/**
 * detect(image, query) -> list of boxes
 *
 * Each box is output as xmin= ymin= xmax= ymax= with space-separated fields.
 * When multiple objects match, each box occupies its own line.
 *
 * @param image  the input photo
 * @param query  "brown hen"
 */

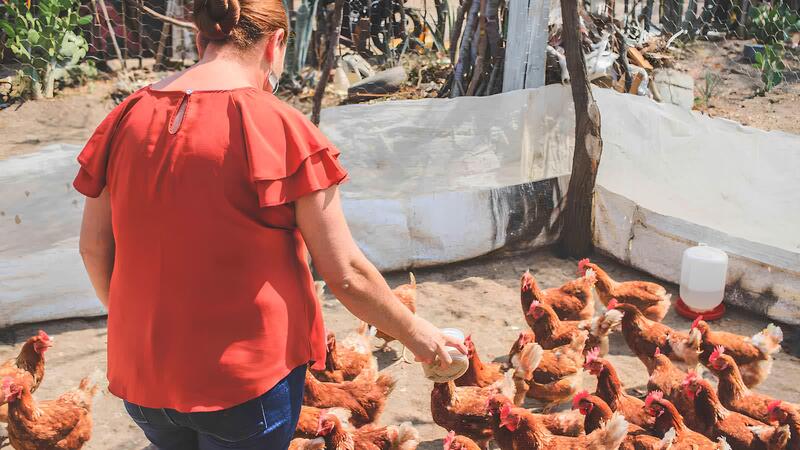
xmin=520 ymin=270 xmax=596 ymax=322
xmin=578 ymin=259 xmax=671 ymax=322
xmin=3 ymin=376 xmax=97 ymax=450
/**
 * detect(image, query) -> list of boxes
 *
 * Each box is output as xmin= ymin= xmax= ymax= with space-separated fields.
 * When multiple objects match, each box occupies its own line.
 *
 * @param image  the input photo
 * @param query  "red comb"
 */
xmin=527 ymin=300 xmax=541 ymax=315
xmin=645 ymin=391 xmax=664 ymax=407
xmin=578 ymin=258 xmax=590 ymax=269
xmin=607 ymin=299 xmax=619 ymax=309
xmin=38 ymin=330 xmax=50 ymax=341
xmin=654 ymin=347 xmax=661 ymax=357
xmin=443 ymin=431 xmax=456 ymax=449
xmin=691 ymin=316 xmax=703 ymax=329
xmin=768 ymin=400 xmax=782 ymax=413
xmin=709 ymin=345 xmax=725 ymax=363
xmin=465 ymin=334 xmax=473 ymax=345
xmin=572 ymin=390 xmax=591 ymax=409
xmin=500 ymin=404 xmax=512 ymax=421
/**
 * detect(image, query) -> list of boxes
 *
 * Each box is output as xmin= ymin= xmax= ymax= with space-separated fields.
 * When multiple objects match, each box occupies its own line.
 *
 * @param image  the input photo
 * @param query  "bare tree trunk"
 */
xmin=99 ymin=0 xmax=127 ymax=72
xmin=558 ymin=0 xmax=603 ymax=257
xmin=465 ymin=0 xmax=487 ymax=95
xmin=311 ymin=0 xmax=345 ymax=125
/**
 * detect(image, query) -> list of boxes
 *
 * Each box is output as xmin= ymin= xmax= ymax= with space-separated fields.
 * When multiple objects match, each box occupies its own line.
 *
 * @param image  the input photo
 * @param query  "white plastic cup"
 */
xmin=422 ymin=328 xmax=469 ymax=383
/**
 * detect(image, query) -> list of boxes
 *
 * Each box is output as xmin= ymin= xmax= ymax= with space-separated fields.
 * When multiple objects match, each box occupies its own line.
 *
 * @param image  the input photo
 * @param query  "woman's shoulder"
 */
xmin=232 ymin=89 xmax=311 ymax=123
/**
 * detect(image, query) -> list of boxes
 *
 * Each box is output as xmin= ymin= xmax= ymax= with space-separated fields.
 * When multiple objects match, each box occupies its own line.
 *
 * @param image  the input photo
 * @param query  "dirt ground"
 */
xmin=1 ymin=249 xmax=798 ymax=450
xmin=674 ymin=39 xmax=800 ymax=134
xmin=2 ymin=38 xmax=799 ymax=162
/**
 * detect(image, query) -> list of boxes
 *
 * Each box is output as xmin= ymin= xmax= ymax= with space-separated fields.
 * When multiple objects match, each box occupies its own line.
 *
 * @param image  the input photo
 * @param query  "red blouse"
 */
xmin=73 ymin=86 xmax=347 ymax=412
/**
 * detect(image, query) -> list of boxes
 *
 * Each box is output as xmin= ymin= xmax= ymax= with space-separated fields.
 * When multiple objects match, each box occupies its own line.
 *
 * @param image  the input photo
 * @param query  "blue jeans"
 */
xmin=123 ymin=364 xmax=307 ymax=450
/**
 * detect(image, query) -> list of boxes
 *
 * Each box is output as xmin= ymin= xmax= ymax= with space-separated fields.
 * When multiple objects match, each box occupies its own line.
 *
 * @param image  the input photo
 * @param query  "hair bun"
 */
xmin=194 ymin=0 xmax=241 ymax=40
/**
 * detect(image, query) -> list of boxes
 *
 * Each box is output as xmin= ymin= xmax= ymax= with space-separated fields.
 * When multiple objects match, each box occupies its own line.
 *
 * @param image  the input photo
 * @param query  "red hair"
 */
xmin=194 ymin=0 xmax=288 ymax=48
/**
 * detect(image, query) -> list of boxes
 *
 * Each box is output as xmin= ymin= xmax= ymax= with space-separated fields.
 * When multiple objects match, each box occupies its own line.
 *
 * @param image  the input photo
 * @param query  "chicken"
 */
xmin=512 ymin=334 xmax=586 ymax=411
xmin=681 ymin=371 xmax=790 ymax=450
xmin=583 ymin=348 xmax=653 ymax=428
xmin=295 ymin=406 xmax=351 ymax=438
xmin=768 ymin=400 xmax=800 ymax=450
xmin=371 ymin=273 xmax=417 ymax=352
xmin=507 ymin=331 xmax=535 ymax=367
xmin=455 ymin=335 xmax=504 ymax=388
xmin=520 ymin=270 xmax=596 ymax=322
xmin=646 ymin=348 xmax=698 ymax=430
xmin=2 ymin=376 xmax=98 ymax=450
xmin=526 ymin=301 xmax=621 ymax=357
xmin=578 ymin=259 xmax=671 ymax=322
xmin=289 ymin=437 xmax=326 ymax=450
xmin=695 ymin=319 xmax=783 ymax=388
xmin=644 ymin=391 xmax=730 ymax=449
xmin=317 ymin=410 xmax=419 ymax=450
xmin=303 ymin=369 xmax=396 ymax=427
xmin=608 ymin=300 xmax=701 ymax=373
xmin=708 ymin=345 xmax=796 ymax=424
xmin=495 ymin=403 xmax=628 ymax=450
xmin=574 ymin=391 xmax=671 ymax=450
xmin=0 ymin=331 xmax=54 ymax=423
xmin=443 ymin=430 xmax=482 ymax=450
xmin=430 ymin=370 xmax=515 ymax=448
xmin=312 ymin=325 xmax=377 ymax=383
xmin=486 ymin=394 xmax=585 ymax=438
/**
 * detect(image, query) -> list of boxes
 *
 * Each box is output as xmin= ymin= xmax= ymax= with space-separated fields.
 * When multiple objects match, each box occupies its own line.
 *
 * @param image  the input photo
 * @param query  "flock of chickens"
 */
xmin=0 ymin=258 xmax=795 ymax=450
xmin=290 ymin=258 xmax=796 ymax=450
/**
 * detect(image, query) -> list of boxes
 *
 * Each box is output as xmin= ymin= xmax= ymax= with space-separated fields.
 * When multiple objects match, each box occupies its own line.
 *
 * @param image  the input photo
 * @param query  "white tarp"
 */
xmin=1 ymin=85 xmax=799 ymax=326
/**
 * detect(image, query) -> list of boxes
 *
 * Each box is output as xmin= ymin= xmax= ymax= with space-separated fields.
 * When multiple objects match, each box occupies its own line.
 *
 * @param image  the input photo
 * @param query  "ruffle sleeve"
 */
xmin=73 ymin=90 xmax=144 ymax=198
xmin=235 ymin=91 xmax=348 ymax=208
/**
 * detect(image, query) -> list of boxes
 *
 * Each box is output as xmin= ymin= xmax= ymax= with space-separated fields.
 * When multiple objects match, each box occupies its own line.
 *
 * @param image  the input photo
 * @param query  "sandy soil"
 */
xmin=1 ymin=249 xmax=798 ymax=450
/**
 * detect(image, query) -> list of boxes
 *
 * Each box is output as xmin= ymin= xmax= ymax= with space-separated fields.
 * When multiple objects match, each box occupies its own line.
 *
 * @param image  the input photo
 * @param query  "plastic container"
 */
xmin=422 ymin=328 xmax=469 ymax=383
xmin=677 ymin=244 xmax=728 ymax=319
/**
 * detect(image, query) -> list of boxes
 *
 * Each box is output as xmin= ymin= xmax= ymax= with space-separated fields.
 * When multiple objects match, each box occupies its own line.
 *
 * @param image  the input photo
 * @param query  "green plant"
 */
xmin=753 ymin=43 xmax=786 ymax=92
xmin=695 ymin=71 xmax=722 ymax=108
xmin=0 ymin=0 xmax=91 ymax=99
xmin=748 ymin=1 xmax=800 ymax=45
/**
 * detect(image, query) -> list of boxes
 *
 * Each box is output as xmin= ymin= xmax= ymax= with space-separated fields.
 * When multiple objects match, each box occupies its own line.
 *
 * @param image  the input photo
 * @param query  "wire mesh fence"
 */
xmin=1 ymin=0 xmax=799 ymax=127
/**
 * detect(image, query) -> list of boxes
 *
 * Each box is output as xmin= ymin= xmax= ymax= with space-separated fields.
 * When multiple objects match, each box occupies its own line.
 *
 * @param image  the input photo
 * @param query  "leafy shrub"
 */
xmin=748 ymin=1 xmax=800 ymax=45
xmin=753 ymin=44 xmax=786 ymax=92
xmin=0 ymin=0 xmax=92 ymax=99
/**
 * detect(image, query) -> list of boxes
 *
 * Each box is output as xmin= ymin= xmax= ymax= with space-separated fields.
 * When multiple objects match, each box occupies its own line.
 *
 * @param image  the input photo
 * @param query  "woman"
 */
xmin=74 ymin=0 xmax=464 ymax=448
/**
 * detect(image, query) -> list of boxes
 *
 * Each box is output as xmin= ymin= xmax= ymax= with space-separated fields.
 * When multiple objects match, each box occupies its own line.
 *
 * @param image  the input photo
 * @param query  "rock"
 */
xmin=742 ymin=44 xmax=765 ymax=64
xmin=347 ymin=66 xmax=408 ymax=101
xmin=653 ymin=68 xmax=694 ymax=109
xmin=105 ymin=58 xmax=157 ymax=73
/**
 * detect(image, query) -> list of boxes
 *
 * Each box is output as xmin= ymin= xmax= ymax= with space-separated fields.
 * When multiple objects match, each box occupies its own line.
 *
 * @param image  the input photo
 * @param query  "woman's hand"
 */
xmin=406 ymin=317 xmax=468 ymax=368
xmin=297 ymin=187 xmax=466 ymax=370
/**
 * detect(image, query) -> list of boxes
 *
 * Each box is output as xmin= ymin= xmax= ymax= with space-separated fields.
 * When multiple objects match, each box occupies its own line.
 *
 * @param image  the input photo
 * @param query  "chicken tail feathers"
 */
xmin=751 ymin=324 xmax=784 ymax=355
xmin=588 ymin=411 xmax=628 ymax=450
xmin=375 ymin=373 xmax=397 ymax=396
xmin=658 ymin=427 xmax=676 ymax=450
xmin=395 ymin=422 xmax=420 ymax=450
xmin=408 ymin=272 xmax=416 ymax=288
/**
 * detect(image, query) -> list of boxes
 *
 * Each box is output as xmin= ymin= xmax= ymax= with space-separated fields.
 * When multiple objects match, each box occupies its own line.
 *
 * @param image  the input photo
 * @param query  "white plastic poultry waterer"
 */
xmin=676 ymin=244 xmax=728 ymax=320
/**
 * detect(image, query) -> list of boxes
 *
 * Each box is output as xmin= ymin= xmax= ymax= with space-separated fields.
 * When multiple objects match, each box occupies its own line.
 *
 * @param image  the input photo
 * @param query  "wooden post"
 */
xmin=502 ymin=0 xmax=550 ymax=91
xmin=558 ymin=0 xmax=604 ymax=257
xmin=311 ymin=0 xmax=345 ymax=126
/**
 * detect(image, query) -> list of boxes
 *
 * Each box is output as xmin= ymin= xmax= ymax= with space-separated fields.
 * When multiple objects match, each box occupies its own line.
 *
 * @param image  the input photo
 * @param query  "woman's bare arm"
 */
xmin=296 ymin=186 xmax=465 ymax=366
xmin=78 ymin=189 xmax=115 ymax=308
